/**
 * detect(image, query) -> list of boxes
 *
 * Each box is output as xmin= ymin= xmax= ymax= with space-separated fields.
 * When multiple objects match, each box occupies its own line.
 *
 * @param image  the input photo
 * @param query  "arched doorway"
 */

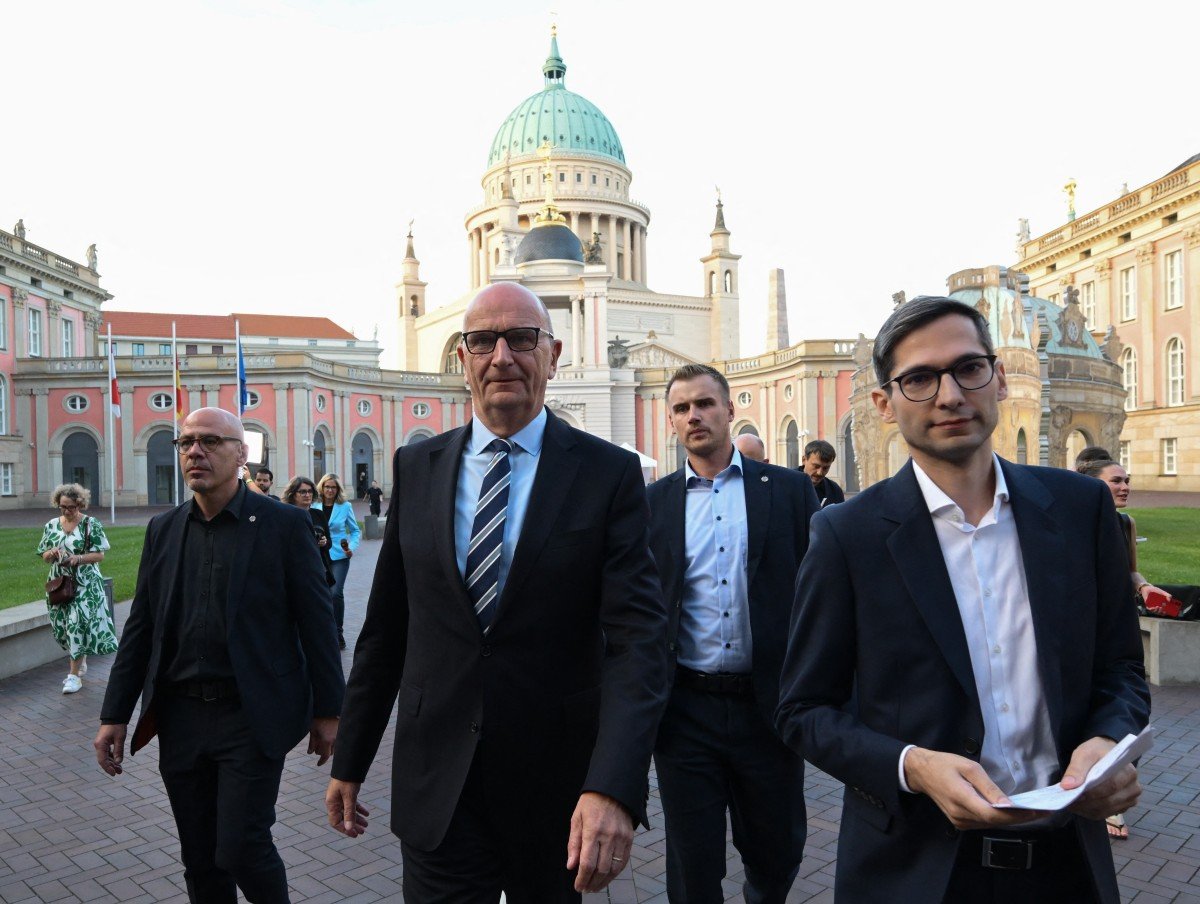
xmin=1064 ymin=429 xmax=1091 ymax=467
xmin=62 ymin=432 xmax=100 ymax=500
xmin=312 ymin=431 xmax=327 ymax=477
xmin=784 ymin=420 xmax=799 ymax=469
xmin=737 ymin=424 xmax=759 ymax=437
xmin=351 ymin=430 xmax=374 ymax=500
xmin=146 ymin=429 xmax=181 ymax=505
xmin=843 ymin=420 xmax=859 ymax=493
xmin=405 ymin=429 xmax=435 ymax=445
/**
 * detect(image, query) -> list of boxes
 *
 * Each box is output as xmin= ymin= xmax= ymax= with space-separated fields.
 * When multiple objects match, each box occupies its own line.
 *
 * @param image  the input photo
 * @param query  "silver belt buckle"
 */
xmin=981 ymin=837 xmax=1033 ymax=870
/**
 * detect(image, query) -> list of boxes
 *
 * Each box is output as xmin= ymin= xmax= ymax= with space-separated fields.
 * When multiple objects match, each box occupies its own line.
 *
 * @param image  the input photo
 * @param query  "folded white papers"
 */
xmin=994 ymin=725 xmax=1155 ymax=811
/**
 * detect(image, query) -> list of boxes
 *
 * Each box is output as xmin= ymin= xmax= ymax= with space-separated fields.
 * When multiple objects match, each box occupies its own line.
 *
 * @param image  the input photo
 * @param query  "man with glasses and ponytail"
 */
xmin=95 ymin=407 xmax=344 ymax=904
xmin=327 ymin=282 xmax=667 ymax=901
xmin=776 ymin=296 xmax=1148 ymax=903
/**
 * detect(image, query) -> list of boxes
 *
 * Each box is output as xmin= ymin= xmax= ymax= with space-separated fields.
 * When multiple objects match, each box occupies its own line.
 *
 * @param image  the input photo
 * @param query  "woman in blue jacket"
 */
xmin=315 ymin=472 xmax=361 ymax=650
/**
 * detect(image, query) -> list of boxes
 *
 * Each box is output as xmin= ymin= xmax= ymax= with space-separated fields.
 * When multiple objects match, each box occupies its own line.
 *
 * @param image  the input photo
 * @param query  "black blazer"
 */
xmin=331 ymin=410 xmax=669 ymax=850
xmin=776 ymin=459 xmax=1150 ymax=903
xmin=101 ymin=490 xmax=345 ymax=759
xmin=646 ymin=456 xmax=817 ymax=724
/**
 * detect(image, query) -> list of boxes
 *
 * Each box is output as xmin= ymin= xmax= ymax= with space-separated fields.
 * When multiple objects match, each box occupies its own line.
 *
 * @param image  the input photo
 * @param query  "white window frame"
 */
xmin=736 ymin=390 xmax=752 ymax=407
xmin=1119 ymin=440 xmax=1131 ymax=471
xmin=1080 ymin=281 xmax=1096 ymax=330
xmin=411 ymin=402 xmax=430 ymax=419
xmin=315 ymin=394 xmax=327 ymax=412
xmin=1120 ymin=267 xmax=1136 ymax=320
xmin=1121 ymin=348 xmax=1137 ymax=411
xmin=0 ymin=300 xmax=7 ymax=350
xmin=28 ymin=308 xmax=42 ymax=357
xmin=64 ymin=394 xmax=89 ymax=413
xmin=356 ymin=399 xmax=372 ymax=416
xmin=149 ymin=392 xmax=174 ymax=412
xmin=61 ymin=318 xmax=74 ymax=357
xmin=0 ymin=462 xmax=12 ymax=496
xmin=159 ymin=342 xmax=171 ymax=355
xmin=1166 ymin=338 xmax=1185 ymax=406
xmin=244 ymin=390 xmax=261 ymax=410
xmin=1165 ymin=250 xmax=1183 ymax=310
xmin=1162 ymin=438 xmax=1178 ymax=476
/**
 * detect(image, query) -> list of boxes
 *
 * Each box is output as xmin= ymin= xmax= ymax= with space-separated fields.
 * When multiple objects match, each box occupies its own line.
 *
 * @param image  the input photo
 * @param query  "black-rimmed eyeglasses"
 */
xmin=295 ymin=487 xmax=315 ymax=495
xmin=882 ymin=355 xmax=998 ymax=402
xmin=172 ymin=434 xmax=243 ymax=453
xmin=460 ymin=327 xmax=553 ymax=354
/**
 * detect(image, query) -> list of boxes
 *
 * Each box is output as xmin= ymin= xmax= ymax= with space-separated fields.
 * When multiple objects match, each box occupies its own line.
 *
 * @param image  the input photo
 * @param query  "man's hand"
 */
xmin=94 ymin=724 xmax=127 ymax=776
xmin=904 ymin=747 xmax=1046 ymax=830
xmin=307 ymin=717 xmax=339 ymax=767
xmin=1063 ymin=736 xmax=1142 ymax=821
xmin=325 ymin=779 xmax=370 ymax=837
xmin=566 ymin=792 xmax=633 ymax=893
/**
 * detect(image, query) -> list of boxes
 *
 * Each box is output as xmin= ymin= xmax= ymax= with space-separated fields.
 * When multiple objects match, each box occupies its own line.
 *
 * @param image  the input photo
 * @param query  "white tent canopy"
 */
xmin=619 ymin=442 xmax=658 ymax=468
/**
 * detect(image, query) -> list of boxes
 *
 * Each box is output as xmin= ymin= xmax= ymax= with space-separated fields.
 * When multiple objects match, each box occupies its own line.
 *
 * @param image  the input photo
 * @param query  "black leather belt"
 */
xmin=959 ymin=825 xmax=1078 ymax=871
xmin=675 ymin=666 xmax=753 ymax=696
xmin=168 ymin=678 xmax=240 ymax=702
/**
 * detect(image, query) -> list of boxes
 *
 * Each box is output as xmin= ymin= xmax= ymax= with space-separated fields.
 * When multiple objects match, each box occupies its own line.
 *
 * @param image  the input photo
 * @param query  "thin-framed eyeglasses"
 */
xmin=460 ymin=327 xmax=553 ymax=354
xmin=172 ymin=434 xmax=243 ymax=453
xmin=882 ymin=355 xmax=998 ymax=402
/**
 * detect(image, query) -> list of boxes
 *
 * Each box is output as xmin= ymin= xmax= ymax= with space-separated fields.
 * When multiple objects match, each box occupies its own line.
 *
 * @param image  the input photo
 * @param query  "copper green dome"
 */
xmin=487 ymin=32 xmax=625 ymax=168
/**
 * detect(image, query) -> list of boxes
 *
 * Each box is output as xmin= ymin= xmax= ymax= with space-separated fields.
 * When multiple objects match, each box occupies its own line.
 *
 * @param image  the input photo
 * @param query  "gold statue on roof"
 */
xmin=535 ymin=141 xmax=566 ymax=225
xmin=1063 ymin=178 xmax=1077 ymax=222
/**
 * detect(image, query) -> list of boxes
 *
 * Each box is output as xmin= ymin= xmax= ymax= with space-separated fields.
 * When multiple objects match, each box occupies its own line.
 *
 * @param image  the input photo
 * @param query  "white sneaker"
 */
xmin=62 ymin=674 xmax=82 ymax=694
xmin=78 ymin=658 xmax=87 ymax=676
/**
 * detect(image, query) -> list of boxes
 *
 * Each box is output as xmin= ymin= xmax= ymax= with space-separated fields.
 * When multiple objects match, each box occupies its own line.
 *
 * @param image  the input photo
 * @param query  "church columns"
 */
xmin=469 ymin=231 xmax=480 ymax=289
xmin=571 ymin=295 xmax=583 ymax=366
xmin=570 ymin=210 xmax=580 ymax=239
xmin=639 ymin=224 xmax=648 ymax=285
xmin=590 ymin=213 xmax=599 ymax=250
xmin=607 ymin=216 xmax=619 ymax=275
xmin=622 ymin=219 xmax=632 ymax=280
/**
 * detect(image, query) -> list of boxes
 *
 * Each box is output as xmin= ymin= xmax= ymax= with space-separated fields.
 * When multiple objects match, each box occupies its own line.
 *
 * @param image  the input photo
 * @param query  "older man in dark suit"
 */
xmin=647 ymin=364 xmax=816 ymax=903
xmin=326 ymin=282 xmax=668 ymax=902
xmin=94 ymin=407 xmax=345 ymax=904
xmin=777 ymin=297 xmax=1149 ymax=903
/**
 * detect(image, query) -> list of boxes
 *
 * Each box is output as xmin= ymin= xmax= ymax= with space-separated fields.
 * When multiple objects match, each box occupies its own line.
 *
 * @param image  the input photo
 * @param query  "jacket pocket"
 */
xmin=399 ymin=682 xmax=422 ymax=717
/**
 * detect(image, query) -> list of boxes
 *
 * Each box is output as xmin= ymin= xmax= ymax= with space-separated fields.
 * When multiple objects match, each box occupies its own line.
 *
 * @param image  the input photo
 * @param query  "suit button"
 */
xmin=481 ymin=645 xmax=492 ymax=657
xmin=470 ymin=722 xmax=479 ymax=733
xmin=668 ymin=642 xmax=677 ymax=652
xmin=963 ymin=738 xmax=980 ymax=755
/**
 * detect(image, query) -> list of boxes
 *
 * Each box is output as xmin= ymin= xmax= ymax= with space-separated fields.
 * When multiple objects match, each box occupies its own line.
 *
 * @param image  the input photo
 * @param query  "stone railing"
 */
xmin=464 ymin=189 xmax=651 ymax=220
xmin=1110 ymin=193 xmax=1142 ymax=216
xmin=1151 ymin=170 xmax=1188 ymax=199
xmin=1071 ymin=213 xmax=1100 ymax=235
xmin=1039 ymin=229 xmax=1064 ymax=250
xmin=0 ymin=233 xmax=11 ymax=250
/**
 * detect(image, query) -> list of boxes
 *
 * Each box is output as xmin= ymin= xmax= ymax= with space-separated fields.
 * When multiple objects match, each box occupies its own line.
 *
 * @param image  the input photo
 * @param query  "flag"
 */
xmin=236 ymin=322 xmax=248 ymax=417
xmin=172 ymin=324 xmax=185 ymax=422
xmin=107 ymin=330 xmax=121 ymax=418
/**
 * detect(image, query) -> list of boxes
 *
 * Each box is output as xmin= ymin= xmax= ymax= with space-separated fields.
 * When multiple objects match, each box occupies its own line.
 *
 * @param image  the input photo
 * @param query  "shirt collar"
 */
xmin=912 ymin=453 xmax=1008 ymax=518
xmin=468 ymin=407 xmax=548 ymax=457
xmin=189 ymin=480 xmax=246 ymax=522
xmin=684 ymin=447 xmax=743 ymax=487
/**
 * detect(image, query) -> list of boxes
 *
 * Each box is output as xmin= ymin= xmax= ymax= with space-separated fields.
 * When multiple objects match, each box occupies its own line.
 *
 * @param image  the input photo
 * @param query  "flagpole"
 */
xmin=107 ymin=324 xmax=116 ymax=525
xmin=235 ymin=319 xmax=243 ymax=419
xmin=172 ymin=321 xmax=179 ymax=506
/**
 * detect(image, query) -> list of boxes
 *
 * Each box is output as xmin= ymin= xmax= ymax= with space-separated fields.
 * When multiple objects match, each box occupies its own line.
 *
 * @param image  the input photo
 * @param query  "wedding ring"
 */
xmin=611 ymin=856 xmax=623 ymax=862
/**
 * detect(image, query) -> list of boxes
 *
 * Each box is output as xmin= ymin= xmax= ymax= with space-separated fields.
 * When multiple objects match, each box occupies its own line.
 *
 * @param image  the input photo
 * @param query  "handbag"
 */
xmin=45 ymin=518 xmax=90 ymax=608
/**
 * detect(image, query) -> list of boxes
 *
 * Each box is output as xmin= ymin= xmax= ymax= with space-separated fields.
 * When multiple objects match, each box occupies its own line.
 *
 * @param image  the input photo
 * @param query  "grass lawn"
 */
xmin=1 ymin=525 xmax=147 ymax=611
xmin=1127 ymin=507 xmax=1200 ymax=586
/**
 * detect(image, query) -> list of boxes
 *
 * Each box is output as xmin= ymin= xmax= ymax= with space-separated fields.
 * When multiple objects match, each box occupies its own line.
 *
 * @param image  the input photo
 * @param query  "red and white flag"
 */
xmin=107 ymin=325 xmax=121 ymax=418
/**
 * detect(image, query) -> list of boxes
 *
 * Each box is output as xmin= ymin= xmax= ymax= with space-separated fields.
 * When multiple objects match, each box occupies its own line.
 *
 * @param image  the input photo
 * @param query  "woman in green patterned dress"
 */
xmin=36 ymin=483 xmax=118 ymax=694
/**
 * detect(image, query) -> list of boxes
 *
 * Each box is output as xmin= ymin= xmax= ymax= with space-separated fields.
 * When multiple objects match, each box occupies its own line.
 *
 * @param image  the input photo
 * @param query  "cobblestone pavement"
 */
xmin=2 ymin=537 xmax=1199 ymax=902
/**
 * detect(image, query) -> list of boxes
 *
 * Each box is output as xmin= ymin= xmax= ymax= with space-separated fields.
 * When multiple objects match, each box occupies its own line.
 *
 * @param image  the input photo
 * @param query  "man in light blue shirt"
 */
xmin=647 ymin=364 xmax=818 ymax=904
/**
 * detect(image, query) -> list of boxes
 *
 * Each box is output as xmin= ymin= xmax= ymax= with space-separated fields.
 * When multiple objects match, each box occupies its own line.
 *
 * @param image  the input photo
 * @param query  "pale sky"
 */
xmin=6 ymin=0 xmax=1196 ymax=367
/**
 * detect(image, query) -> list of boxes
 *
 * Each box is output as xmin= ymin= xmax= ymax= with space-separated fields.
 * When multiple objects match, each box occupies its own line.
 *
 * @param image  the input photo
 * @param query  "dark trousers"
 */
xmin=943 ymin=826 xmax=1101 ymax=903
xmin=329 ymin=557 xmax=350 ymax=632
xmin=157 ymin=696 xmax=290 ymax=904
xmin=401 ymin=746 xmax=580 ymax=904
xmin=654 ymin=684 xmax=806 ymax=904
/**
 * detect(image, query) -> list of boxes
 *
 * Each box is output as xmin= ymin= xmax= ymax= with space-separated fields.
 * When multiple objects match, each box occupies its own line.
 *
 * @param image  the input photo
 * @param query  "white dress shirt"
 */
xmin=899 ymin=455 xmax=1059 ymax=800
xmin=677 ymin=449 xmax=752 ymax=673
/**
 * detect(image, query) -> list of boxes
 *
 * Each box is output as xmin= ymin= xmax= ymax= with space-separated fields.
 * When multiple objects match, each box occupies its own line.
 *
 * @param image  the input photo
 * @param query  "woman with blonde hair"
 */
xmin=314 ymin=473 xmax=360 ymax=650
xmin=36 ymin=484 xmax=117 ymax=694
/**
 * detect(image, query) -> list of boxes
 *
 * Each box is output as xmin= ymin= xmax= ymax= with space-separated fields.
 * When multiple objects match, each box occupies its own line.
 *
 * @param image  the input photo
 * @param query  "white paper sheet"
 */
xmin=993 ymin=725 xmax=1155 ymax=811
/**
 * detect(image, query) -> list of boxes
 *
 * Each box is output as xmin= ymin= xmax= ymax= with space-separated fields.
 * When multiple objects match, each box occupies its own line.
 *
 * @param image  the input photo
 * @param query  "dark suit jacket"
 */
xmin=101 ymin=489 xmax=345 ymax=760
xmin=331 ymin=410 xmax=669 ymax=851
xmin=814 ymin=476 xmax=844 ymax=507
xmin=776 ymin=459 xmax=1150 ymax=903
xmin=647 ymin=456 xmax=818 ymax=724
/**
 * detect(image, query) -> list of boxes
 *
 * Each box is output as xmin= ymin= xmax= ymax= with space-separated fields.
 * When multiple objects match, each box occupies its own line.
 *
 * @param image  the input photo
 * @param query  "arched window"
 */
xmin=724 ymin=270 xmax=733 ymax=293
xmin=1016 ymin=428 xmax=1028 ymax=465
xmin=708 ymin=271 xmax=716 ymax=296
xmin=1166 ymin=338 xmax=1185 ymax=406
xmin=443 ymin=333 xmax=464 ymax=375
xmin=1121 ymin=348 xmax=1137 ymax=412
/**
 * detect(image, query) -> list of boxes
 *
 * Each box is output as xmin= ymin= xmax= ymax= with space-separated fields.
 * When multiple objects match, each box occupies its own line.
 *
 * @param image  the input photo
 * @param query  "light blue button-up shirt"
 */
xmin=454 ymin=408 xmax=547 ymax=595
xmin=677 ymin=448 xmax=752 ymax=673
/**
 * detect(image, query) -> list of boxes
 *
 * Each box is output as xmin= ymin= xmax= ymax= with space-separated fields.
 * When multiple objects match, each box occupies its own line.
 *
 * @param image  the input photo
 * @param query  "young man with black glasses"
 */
xmin=776 ymin=296 xmax=1149 ymax=903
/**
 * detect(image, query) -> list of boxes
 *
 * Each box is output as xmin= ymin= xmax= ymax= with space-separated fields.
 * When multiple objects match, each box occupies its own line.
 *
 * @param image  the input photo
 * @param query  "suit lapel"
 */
xmin=1002 ymin=459 xmax=1068 ymax=741
xmin=494 ymin=411 xmax=579 ymax=622
xmin=661 ymin=470 xmax=688 ymax=598
xmin=883 ymin=462 xmax=980 ymax=710
xmin=741 ymin=457 xmax=771 ymax=588
xmin=429 ymin=426 xmax=476 ymax=622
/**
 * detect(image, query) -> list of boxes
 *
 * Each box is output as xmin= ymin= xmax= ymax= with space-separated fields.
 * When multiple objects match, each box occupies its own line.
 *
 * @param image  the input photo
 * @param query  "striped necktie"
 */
xmin=465 ymin=438 xmax=511 ymax=632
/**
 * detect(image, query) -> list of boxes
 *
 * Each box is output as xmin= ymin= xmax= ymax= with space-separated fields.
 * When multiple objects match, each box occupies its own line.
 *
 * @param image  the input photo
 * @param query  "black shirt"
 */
xmin=366 ymin=486 xmax=384 ymax=514
xmin=162 ymin=483 xmax=245 ymax=684
xmin=813 ymin=476 xmax=845 ymax=508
